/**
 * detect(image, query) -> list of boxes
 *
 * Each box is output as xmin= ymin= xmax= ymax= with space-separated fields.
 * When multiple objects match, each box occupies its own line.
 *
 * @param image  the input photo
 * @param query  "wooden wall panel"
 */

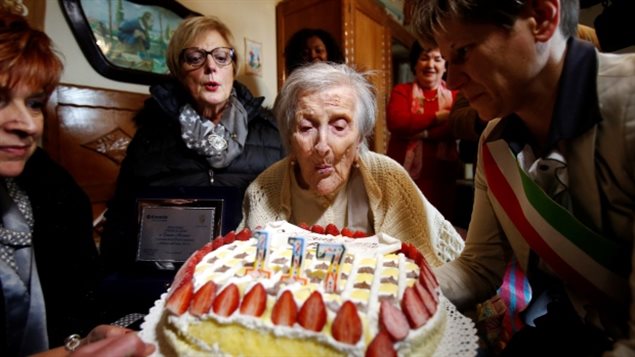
xmin=44 ymin=84 xmax=148 ymax=224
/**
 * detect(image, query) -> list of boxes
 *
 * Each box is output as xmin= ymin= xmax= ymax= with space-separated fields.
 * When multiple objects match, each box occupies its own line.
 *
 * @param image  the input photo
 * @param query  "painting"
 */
xmin=60 ymin=0 xmax=200 ymax=85
xmin=244 ymin=38 xmax=263 ymax=76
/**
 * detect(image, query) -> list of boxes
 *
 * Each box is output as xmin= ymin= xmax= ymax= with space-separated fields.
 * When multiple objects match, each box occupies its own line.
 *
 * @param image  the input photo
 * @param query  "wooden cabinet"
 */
xmin=276 ymin=0 xmax=415 ymax=154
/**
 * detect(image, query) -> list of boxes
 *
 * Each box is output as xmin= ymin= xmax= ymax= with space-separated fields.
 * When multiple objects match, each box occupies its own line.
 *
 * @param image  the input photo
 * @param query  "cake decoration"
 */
xmin=139 ymin=221 xmax=479 ymax=356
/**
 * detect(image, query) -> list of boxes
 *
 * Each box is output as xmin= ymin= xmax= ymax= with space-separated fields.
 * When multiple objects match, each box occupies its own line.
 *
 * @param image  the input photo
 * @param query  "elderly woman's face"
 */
xmin=181 ymin=30 xmax=234 ymax=118
xmin=0 ymin=80 xmax=44 ymax=177
xmin=291 ymin=85 xmax=360 ymax=196
xmin=414 ymin=48 xmax=446 ymax=90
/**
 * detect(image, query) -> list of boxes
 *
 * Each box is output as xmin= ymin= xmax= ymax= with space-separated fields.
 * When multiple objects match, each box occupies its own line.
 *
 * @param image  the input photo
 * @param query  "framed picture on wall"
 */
xmin=60 ymin=0 xmax=200 ymax=85
xmin=244 ymin=38 xmax=263 ymax=76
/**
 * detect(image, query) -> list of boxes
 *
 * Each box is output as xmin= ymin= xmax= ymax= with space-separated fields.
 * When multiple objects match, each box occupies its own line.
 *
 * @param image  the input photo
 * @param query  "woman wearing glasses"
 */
xmin=99 ymin=16 xmax=284 ymax=320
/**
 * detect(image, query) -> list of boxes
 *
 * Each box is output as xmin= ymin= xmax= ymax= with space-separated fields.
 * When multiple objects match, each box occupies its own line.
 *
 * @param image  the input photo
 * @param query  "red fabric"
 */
xmin=386 ymin=82 xmax=460 ymax=219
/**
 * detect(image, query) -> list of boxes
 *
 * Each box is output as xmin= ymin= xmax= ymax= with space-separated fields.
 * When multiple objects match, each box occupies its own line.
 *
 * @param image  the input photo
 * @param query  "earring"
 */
xmin=290 ymin=160 xmax=296 ymax=166
xmin=354 ymin=160 xmax=360 ymax=168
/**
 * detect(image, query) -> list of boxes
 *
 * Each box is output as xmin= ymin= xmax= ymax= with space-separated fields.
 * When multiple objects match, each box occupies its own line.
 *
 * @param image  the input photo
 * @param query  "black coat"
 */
xmin=99 ymin=80 xmax=283 ymax=310
xmin=0 ymin=149 xmax=100 ymax=355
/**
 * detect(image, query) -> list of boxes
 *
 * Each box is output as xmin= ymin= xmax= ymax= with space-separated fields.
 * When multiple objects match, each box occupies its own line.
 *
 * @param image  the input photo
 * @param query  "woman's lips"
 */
xmin=204 ymin=82 xmax=220 ymax=91
xmin=315 ymin=164 xmax=333 ymax=175
xmin=0 ymin=145 xmax=30 ymax=158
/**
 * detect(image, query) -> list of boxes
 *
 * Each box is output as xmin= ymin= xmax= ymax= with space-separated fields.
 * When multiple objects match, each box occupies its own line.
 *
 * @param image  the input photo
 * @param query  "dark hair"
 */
xmin=411 ymin=0 xmax=579 ymax=46
xmin=0 ymin=11 xmax=63 ymax=96
xmin=284 ymin=28 xmax=345 ymax=75
xmin=407 ymin=41 xmax=441 ymax=74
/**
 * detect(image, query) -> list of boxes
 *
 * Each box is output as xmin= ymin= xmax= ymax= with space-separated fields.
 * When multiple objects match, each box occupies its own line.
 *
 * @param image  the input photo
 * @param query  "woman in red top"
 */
xmin=386 ymin=41 xmax=459 ymax=221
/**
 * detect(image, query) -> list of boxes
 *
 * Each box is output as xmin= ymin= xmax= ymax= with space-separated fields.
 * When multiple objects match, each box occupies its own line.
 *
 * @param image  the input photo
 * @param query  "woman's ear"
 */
xmin=530 ymin=0 xmax=560 ymax=42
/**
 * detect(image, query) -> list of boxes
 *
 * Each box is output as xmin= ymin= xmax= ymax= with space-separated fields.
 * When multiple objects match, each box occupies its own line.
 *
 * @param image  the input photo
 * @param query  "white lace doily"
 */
xmin=138 ymin=293 xmax=168 ymax=357
xmin=139 ymin=294 xmax=478 ymax=357
xmin=434 ymin=297 xmax=479 ymax=357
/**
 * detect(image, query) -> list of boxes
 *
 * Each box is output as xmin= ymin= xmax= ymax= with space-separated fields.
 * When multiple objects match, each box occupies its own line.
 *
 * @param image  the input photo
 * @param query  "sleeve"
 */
xmin=367 ymin=153 xmax=463 ymax=266
xmin=239 ymin=160 xmax=288 ymax=230
xmin=605 ymin=87 xmax=635 ymax=357
xmin=423 ymin=119 xmax=453 ymax=140
xmin=99 ymin=131 xmax=149 ymax=271
xmin=386 ymin=83 xmax=439 ymax=136
xmin=24 ymin=150 xmax=102 ymax=345
xmin=433 ymin=133 xmax=512 ymax=309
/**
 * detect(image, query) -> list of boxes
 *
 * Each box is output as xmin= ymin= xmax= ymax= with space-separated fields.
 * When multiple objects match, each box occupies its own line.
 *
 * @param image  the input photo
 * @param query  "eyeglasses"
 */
xmin=180 ymin=47 xmax=235 ymax=68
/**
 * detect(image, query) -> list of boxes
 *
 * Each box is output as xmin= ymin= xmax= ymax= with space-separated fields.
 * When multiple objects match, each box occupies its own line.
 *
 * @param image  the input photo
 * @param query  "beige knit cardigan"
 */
xmin=239 ymin=150 xmax=464 ymax=266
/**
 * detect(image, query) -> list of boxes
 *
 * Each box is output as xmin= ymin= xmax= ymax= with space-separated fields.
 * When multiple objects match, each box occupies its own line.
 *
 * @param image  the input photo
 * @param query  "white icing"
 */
xmin=152 ymin=221 xmax=457 ymax=356
xmin=398 ymin=253 xmax=407 ymax=300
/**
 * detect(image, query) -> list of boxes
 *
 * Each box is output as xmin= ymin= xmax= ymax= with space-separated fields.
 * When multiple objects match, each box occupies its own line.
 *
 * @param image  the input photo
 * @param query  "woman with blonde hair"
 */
xmin=101 ymin=15 xmax=284 ymax=321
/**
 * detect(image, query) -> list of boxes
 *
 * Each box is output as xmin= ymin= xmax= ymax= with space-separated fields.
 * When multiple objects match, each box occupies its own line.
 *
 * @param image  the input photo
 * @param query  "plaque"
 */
xmin=136 ymin=198 xmax=223 ymax=262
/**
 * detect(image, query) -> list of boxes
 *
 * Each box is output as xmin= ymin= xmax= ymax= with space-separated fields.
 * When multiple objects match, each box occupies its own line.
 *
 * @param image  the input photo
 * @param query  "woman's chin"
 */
xmin=312 ymin=180 xmax=344 ymax=197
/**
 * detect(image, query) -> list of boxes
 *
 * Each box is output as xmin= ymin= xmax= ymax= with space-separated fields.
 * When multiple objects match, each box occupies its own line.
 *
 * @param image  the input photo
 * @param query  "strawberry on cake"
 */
xmin=139 ymin=221 xmax=477 ymax=356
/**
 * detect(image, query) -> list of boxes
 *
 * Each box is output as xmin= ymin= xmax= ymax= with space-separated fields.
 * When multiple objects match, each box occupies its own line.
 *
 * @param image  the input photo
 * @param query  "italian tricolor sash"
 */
xmin=482 ymin=139 xmax=629 ymax=305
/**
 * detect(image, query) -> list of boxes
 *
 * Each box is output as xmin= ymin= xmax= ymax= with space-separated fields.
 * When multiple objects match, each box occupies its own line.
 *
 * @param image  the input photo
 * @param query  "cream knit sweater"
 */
xmin=239 ymin=151 xmax=463 ymax=266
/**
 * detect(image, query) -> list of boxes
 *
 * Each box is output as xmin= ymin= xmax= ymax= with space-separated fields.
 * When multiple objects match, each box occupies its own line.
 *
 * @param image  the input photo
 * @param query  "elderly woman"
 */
xmin=241 ymin=62 xmax=463 ymax=266
xmin=0 ymin=11 xmax=152 ymax=356
xmin=100 ymin=15 xmax=284 ymax=318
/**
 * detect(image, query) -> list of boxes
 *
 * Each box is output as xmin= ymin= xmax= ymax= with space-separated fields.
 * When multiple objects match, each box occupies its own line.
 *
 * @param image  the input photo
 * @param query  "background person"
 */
xmin=0 ymin=11 xmax=153 ymax=357
xmin=240 ymin=62 xmax=464 ymax=266
xmin=386 ymin=41 xmax=460 ymax=222
xmin=283 ymin=28 xmax=345 ymax=76
xmin=412 ymin=0 xmax=635 ymax=355
xmin=100 ymin=15 xmax=284 ymax=320
xmin=117 ymin=11 xmax=153 ymax=56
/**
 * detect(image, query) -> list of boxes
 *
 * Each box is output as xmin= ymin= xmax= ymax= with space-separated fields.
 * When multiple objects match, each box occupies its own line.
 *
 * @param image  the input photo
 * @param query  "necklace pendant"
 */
xmin=207 ymin=134 xmax=228 ymax=152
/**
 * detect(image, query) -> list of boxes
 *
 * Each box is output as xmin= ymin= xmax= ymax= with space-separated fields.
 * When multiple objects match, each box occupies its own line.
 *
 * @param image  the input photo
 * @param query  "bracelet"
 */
xmin=64 ymin=334 xmax=82 ymax=352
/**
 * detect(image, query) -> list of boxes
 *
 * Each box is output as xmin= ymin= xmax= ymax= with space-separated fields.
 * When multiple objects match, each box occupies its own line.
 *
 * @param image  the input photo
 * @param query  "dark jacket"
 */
xmin=100 ymin=80 xmax=284 ymax=271
xmin=0 ymin=149 xmax=100 ymax=355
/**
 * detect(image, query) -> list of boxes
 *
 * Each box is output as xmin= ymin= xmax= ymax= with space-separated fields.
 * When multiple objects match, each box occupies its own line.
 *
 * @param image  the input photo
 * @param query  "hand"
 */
xmin=435 ymin=110 xmax=450 ymax=123
xmin=72 ymin=331 xmax=155 ymax=357
xmin=84 ymin=325 xmax=131 ymax=344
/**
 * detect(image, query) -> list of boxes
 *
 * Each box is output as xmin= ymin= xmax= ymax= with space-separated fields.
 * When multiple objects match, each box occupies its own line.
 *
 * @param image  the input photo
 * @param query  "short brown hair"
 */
xmin=411 ymin=0 xmax=579 ymax=46
xmin=0 ymin=11 xmax=63 ymax=96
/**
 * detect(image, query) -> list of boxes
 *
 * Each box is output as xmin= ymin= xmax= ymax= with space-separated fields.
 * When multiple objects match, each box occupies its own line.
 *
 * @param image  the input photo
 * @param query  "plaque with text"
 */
xmin=136 ymin=198 xmax=223 ymax=262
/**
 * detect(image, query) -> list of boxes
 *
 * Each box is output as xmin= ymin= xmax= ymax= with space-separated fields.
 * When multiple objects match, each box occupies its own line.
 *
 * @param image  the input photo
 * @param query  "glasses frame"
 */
xmin=180 ymin=47 xmax=236 ymax=69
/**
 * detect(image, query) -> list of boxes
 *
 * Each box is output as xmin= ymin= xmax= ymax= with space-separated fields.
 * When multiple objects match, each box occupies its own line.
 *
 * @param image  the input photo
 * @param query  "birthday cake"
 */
xmin=140 ymin=221 xmax=477 ymax=356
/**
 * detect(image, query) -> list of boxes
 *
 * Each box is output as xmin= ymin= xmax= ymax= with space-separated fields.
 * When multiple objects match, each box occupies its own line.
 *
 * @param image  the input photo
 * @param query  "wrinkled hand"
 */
xmin=72 ymin=325 xmax=155 ymax=357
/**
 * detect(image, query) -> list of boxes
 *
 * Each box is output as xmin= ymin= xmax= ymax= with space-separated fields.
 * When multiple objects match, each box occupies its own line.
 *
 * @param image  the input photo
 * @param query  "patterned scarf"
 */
xmin=0 ymin=178 xmax=34 ymax=270
xmin=410 ymin=81 xmax=454 ymax=114
xmin=178 ymin=90 xmax=249 ymax=169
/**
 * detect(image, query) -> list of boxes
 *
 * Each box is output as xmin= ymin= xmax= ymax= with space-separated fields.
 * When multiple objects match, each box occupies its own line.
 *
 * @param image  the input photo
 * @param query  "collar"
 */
xmin=499 ymin=38 xmax=601 ymax=156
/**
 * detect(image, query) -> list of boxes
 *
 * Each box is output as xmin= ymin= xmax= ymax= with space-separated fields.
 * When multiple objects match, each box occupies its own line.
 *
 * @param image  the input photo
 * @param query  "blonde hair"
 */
xmin=166 ymin=15 xmax=238 ymax=80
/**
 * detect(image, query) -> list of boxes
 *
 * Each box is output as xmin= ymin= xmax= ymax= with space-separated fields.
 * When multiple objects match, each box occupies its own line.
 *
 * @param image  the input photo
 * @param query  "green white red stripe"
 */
xmin=483 ymin=139 xmax=628 ymax=304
